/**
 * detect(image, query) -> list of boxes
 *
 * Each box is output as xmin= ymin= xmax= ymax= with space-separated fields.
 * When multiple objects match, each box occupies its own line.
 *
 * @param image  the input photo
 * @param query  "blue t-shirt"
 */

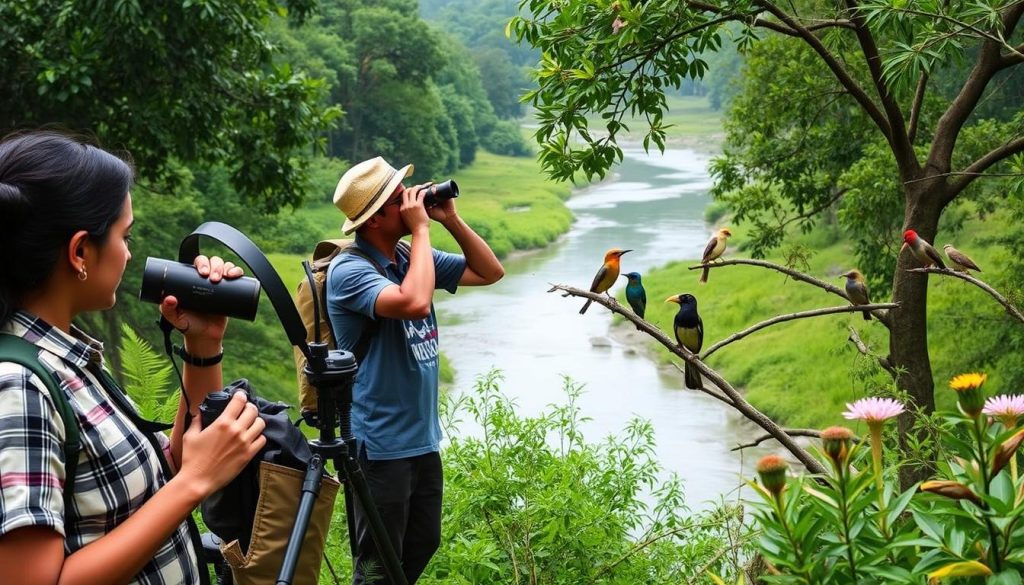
xmin=326 ymin=235 xmax=466 ymax=460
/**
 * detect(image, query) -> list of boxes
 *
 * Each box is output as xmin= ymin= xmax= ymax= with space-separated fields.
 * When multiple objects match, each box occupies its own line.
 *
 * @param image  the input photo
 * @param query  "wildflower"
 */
xmin=842 ymin=397 xmax=904 ymax=532
xmin=612 ymin=17 xmax=626 ymax=34
xmin=842 ymin=397 xmax=905 ymax=423
xmin=983 ymin=394 xmax=1024 ymax=428
xmin=820 ymin=426 xmax=853 ymax=467
xmin=756 ymin=454 xmax=788 ymax=497
xmin=950 ymin=372 xmax=987 ymax=417
xmin=920 ymin=480 xmax=985 ymax=508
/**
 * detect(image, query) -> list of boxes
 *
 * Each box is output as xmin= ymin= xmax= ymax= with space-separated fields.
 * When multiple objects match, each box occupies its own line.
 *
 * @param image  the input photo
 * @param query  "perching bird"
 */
xmin=841 ymin=269 xmax=872 ymax=321
xmin=943 ymin=244 xmax=982 ymax=273
xmin=580 ymin=248 xmax=632 ymax=314
xmin=622 ymin=272 xmax=647 ymax=327
xmin=666 ymin=293 xmax=704 ymax=389
xmin=699 ymin=228 xmax=732 ymax=283
xmin=902 ymin=230 xmax=946 ymax=269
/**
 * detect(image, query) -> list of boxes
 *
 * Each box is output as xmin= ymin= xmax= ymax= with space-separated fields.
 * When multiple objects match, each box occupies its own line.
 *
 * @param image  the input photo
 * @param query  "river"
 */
xmin=436 ymin=147 xmax=775 ymax=509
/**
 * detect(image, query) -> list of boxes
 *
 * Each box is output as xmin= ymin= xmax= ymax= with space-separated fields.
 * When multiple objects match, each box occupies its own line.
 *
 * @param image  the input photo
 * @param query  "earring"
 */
xmin=77 ymin=267 xmax=88 ymax=281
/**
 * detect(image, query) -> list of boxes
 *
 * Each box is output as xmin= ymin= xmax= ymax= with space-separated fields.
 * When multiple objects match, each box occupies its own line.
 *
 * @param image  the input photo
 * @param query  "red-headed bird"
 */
xmin=902 ymin=229 xmax=946 ymax=269
xmin=580 ymin=248 xmax=631 ymax=314
xmin=943 ymin=244 xmax=981 ymax=273
xmin=699 ymin=228 xmax=732 ymax=283
xmin=666 ymin=293 xmax=704 ymax=389
xmin=841 ymin=269 xmax=872 ymax=320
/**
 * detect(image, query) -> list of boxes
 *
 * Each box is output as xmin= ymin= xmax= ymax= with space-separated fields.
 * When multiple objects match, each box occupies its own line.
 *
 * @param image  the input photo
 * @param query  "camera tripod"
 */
xmin=167 ymin=222 xmax=407 ymax=585
xmin=278 ymin=340 xmax=408 ymax=585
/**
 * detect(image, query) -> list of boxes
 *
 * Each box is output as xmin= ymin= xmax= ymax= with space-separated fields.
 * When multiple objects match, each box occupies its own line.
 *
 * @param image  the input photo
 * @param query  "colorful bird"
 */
xmin=943 ymin=244 xmax=981 ymax=273
xmin=841 ymin=269 xmax=872 ymax=321
xmin=622 ymin=272 xmax=647 ymax=327
xmin=699 ymin=228 xmax=732 ymax=283
xmin=666 ymin=293 xmax=704 ymax=389
xmin=902 ymin=229 xmax=946 ymax=269
xmin=579 ymin=248 xmax=632 ymax=314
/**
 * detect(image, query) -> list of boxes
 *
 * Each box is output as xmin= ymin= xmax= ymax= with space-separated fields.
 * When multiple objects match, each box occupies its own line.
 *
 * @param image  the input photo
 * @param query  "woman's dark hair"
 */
xmin=0 ymin=130 xmax=135 ymax=325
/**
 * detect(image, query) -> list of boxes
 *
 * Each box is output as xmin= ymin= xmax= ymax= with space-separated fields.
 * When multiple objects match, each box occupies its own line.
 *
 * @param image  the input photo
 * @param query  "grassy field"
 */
xmin=580 ymin=94 xmax=724 ymax=142
xmin=623 ymin=210 xmax=1017 ymax=429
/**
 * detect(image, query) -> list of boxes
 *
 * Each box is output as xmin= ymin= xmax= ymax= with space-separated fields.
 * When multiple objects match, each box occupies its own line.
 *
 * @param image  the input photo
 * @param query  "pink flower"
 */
xmin=983 ymin=394 xmax=1024 ymax=427
xmin=612 ymin=17 xmax=626 ymax=34
xmin=842 ymin=397 xmax=905 ymax=424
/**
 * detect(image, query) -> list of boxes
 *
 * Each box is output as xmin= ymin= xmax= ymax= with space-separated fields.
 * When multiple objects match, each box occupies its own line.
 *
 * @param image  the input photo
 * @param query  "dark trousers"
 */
xmin=350 ymin=451 xmax=443 ymax=585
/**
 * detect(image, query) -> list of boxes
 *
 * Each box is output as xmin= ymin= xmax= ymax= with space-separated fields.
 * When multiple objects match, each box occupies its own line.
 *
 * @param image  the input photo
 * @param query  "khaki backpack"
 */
xmin=292 ymin=239 xmax=409 ymax=414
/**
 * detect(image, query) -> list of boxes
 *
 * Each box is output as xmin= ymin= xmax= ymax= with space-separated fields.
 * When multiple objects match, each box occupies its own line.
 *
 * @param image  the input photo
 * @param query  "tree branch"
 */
xmin=752 ymin=0 xmax=893 ymax=142
xmin=906 ymin=268 xmax=1024 ymax=324
xmin=669 ymin=362 xmax=735 ymax=406
xmin=549 ymin=284 xmax=827 ymax=474
xmin=843 ymin=0 xmax=914 ymax=167
xmin=908 ymin=72 xmax=928 ymax=145
xmin=928 ymin=4 xmax=1019 ymax=178
xmin=687 ymin=258 xmax=894 ymax=328
xmin=701 ymin=304 xmax=898 ymax=359
xmin=847 ymin=325 xmax=897 ymax=376
xmin=947 ymin=135 xmax=1024 ymax=199
xmin=731 ymin=428 xmax=862 ymax=451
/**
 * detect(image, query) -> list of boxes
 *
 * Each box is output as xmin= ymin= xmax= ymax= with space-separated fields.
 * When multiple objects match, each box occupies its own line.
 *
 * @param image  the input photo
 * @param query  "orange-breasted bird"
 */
xmin=579 ymin=248 xmax=632 ymax=314
xmin=943 ymin=244 xmax=981 ymax=273
xmin=700 ymin=228 xmax=732 ymax=283
xmin=666 ymin=293 xmax=704 ymax=389
xmin=841 ymin=269 xmax=872 ymax=321
xmin=902 ymin=229 xmax=946 ymax=269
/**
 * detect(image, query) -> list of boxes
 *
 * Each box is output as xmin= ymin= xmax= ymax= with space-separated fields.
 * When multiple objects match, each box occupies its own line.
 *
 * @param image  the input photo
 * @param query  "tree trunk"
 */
xmin=889 ymin=195 xmax=942 ymax=489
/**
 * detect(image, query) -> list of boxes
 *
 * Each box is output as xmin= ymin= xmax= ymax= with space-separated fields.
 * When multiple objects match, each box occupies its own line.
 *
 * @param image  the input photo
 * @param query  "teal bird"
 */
xmin=666 ymin=293 xmax=704 ymax=390
xmin=622 ymin=272 xmax=646 ymax=328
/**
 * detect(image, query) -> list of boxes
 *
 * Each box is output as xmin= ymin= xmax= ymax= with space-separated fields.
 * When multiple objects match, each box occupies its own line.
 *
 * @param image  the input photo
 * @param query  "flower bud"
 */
xmin=919 ymin=480 xmax=985 ymax=507
xmin=992 ymin=428 xmax=1024 ymax=477
xmin=756 ymin=455 xmax=788 ymax=497
xmin=821 ymin=426 xmax=853 ymax=466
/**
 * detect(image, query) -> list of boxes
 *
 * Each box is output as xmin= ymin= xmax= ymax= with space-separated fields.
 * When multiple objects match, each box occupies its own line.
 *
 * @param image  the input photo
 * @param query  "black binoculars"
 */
xmin=138 ymin=257 xmax=261 ymax=321
xmin=423 ymin=179 xmax=459 ymax=207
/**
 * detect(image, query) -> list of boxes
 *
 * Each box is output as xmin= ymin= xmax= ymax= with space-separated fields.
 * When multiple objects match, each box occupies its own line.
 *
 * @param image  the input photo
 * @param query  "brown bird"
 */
xmin=840 ymin=269 xmax=872 ymax=321
xmin=699 ymin=228 xmax=732 ymax=283
xmin=902 ymin=230 xmax=946 ymax=269
xmin=943 ymin=244 xmax=981 ymax=273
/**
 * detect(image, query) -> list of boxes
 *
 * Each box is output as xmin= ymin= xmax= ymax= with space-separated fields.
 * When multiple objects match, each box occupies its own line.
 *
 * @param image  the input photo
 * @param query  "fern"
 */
xmin=118 ymin=323 xmax=178 ymax=422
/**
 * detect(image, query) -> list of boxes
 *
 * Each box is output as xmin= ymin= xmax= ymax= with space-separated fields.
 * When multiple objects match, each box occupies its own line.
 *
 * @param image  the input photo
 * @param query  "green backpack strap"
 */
xmin=0 ymin=334 xmax=80 ymax=515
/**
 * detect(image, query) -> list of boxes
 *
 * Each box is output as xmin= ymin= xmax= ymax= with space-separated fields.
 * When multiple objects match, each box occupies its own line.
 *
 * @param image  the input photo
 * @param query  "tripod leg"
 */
xmin=339 ymin=455 xmax=409 ymax=585
xmin=276 ymin=455 xmax=325 ymax=585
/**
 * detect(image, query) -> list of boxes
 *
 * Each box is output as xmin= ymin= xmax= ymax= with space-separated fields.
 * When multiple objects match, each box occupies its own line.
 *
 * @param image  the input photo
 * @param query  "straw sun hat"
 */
xmin=334 ymin=156 xmax=414 ymax=234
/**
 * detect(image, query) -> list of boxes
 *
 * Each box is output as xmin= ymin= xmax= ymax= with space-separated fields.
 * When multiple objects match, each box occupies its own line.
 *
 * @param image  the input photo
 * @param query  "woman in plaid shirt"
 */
xmin=0 ymin=131 xmax=267 ymax=585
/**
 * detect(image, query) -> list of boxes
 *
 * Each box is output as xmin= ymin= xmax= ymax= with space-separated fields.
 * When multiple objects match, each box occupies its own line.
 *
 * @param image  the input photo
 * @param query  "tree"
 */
xmin=0 ymin=0 xmax=337 ymax=212
xmin=511 ymin=0 xmax=1024 ymax=484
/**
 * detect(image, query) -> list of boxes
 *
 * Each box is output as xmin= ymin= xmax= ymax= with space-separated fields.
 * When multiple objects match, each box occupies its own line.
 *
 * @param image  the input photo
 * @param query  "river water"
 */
xmin=436 ymin=147 xmax=774 ymax=509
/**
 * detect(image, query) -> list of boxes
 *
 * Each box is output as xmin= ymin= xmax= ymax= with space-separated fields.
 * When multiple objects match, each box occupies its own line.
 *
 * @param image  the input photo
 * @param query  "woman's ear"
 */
xmin=66 ymin=230 xmax=91 ymax=274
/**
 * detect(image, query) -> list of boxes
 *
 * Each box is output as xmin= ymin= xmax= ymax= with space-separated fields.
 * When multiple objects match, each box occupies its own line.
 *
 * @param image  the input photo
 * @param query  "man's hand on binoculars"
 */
xmin=427 ymin=194 xmax=458 ymax=225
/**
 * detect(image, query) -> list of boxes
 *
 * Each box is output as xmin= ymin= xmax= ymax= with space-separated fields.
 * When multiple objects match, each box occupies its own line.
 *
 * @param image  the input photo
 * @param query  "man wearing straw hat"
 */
xmin=327 ymin=156 xmax=504 ymax=583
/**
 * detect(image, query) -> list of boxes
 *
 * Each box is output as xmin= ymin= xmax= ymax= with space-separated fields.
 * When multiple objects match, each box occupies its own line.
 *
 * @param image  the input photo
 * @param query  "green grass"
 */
xmin=582 ymin=94 xmax=723 ymax=141
xmin=625 ymin=211 xmax=1017 ymax=429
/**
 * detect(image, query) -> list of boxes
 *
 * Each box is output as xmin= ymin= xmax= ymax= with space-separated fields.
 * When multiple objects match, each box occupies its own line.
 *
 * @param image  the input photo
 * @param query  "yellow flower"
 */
xmin=950 ymin=372 xmax=987 ymax=392
xmin=950 ymin=373 xmax=987 ymax=417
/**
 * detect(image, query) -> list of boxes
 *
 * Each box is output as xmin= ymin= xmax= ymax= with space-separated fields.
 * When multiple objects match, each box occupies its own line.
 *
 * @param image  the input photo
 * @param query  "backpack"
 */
xmin=292 ymin=239 xmax=410 ymax=414
xmin=0 ymin=334 xmax=81 ymax=514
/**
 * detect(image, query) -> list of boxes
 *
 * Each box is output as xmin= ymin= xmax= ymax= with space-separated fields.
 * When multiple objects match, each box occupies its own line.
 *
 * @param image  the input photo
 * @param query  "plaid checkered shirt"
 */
xmin=0 ymin=311 xmax=200 ymax=584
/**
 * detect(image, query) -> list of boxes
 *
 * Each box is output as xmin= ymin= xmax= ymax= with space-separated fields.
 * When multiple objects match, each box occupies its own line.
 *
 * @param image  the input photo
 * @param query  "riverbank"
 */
xmin=620 ymin=209 xmax=1015 ymax=430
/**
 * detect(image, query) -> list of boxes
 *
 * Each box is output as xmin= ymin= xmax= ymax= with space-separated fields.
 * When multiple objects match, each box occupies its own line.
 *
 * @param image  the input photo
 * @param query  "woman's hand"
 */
xmin=176 ymin=391 xmax=266 ymax=496
xmin=158 ymin=255 xmax=243 ymax=353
